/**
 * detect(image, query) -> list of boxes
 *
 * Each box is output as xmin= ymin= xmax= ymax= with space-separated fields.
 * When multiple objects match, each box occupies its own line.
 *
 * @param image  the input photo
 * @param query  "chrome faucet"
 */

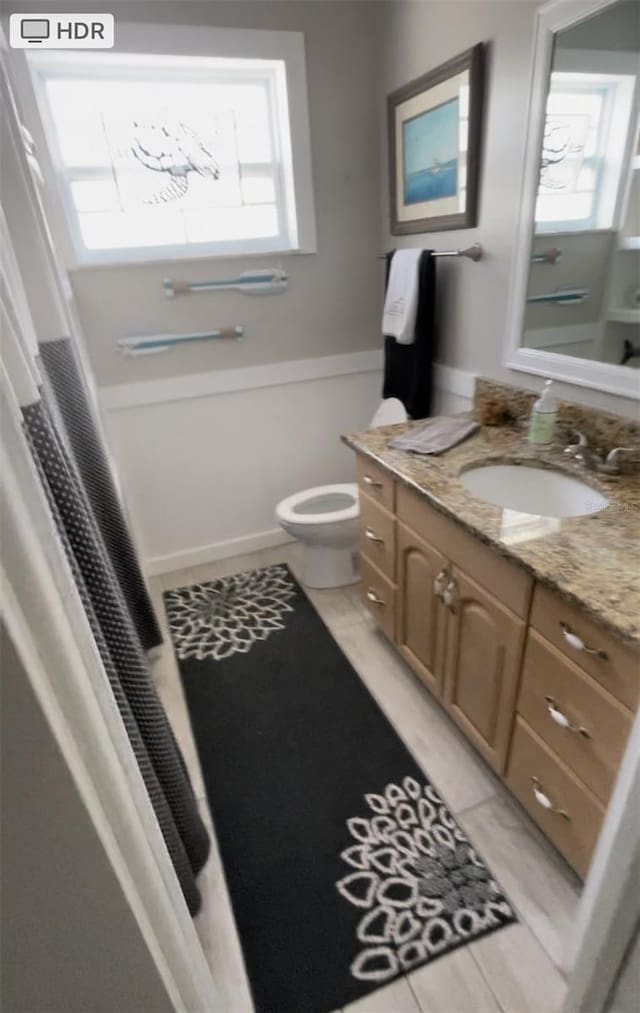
xmin=563 ymin=431 xmax=638 ymax=475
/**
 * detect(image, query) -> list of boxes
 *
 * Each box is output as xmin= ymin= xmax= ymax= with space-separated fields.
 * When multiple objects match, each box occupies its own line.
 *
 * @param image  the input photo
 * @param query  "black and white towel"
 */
xmin=383 ymin=250 xmax=437 ymax=420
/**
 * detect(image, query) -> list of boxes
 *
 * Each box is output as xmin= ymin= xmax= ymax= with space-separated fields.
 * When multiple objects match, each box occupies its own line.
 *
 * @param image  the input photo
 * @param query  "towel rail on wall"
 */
xmin=163 ymin=268 xmax=288 ymax=298
xmin=378 ymin=243 xmax=483 ymax=261
xmin=526 ymin=288 xmax=590 ymax=305
xmin=531 ymin=247 xmax=563 ymax=264
xmin=118 ymin=326 xmax=245 ymax=356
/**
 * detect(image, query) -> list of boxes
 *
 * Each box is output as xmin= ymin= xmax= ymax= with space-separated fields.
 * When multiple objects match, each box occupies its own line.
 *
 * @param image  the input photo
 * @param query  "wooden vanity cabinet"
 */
xmin=530 ymin=585 xmax=640 ymax=711
xmin=395 ymin=519 xmax=526 ymax=770
xmin=394 ymin=482 xmax=531 ymax=773
xmin=396 ymin=523 xmax=448 ymax=697
xmin=507 ymin=718 xmax=604 ymax=879
xmin=443 ymin=567 xmax=526 ymax=772
xmin=516 ymin=631 xmax=633 ymax=805
xmin=354 ymin=452 xmax=638 ymax=878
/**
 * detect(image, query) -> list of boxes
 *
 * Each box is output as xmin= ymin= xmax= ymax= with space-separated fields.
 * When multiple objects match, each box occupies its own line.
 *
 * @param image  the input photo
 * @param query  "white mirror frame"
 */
xmin=505 ymin=0 xmax=640 ymax=401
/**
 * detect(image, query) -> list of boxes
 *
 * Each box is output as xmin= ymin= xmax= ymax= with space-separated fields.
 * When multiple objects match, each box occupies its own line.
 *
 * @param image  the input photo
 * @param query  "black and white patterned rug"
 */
xmin=164 ymin=564 xmax=516 ymax=1013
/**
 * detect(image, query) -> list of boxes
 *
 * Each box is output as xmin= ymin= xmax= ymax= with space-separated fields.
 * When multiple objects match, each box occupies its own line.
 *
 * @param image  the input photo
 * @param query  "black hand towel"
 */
xmin=383 ymin=249 xmax=437 ymax=419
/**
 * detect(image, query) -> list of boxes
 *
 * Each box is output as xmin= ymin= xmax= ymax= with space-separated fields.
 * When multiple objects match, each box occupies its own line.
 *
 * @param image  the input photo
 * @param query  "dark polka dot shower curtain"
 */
xmin=22 ymin=338 xmax=209 ymax=915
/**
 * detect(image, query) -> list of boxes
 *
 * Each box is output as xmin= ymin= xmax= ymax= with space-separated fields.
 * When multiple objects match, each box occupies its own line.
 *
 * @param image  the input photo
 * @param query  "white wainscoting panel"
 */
xmin=100 ymin=349 xmax=384 ymax=410
xmin=103 ymin=358 xmax=382 ymax=574
xmin=101 ymin=354 xmax=475 ymax=576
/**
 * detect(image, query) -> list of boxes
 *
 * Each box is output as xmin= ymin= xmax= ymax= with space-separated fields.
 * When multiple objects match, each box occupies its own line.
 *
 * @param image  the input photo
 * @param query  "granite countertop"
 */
xmin=342 ymin=421 xmax=640 ymax=649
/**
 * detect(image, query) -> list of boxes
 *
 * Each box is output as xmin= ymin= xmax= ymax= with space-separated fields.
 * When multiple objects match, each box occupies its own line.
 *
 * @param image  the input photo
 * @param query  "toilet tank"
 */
xmin=369 ymin=398 xmax=408 ymax=428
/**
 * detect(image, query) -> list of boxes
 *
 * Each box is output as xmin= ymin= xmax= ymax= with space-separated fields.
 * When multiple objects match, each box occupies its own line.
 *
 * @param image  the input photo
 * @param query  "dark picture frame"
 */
xmin=387 ymin=43 xmax=485 ymax=234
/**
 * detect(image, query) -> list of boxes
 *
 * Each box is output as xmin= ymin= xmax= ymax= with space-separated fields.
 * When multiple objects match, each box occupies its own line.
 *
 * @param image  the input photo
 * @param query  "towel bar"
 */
xmin=378 ymin=243 xmax=483 ymax=261
xmin=526 ymin=288 xmax=589 ymax=305
xmin=163 ymin=269 xmax=287 ymax=298
xmin=118 ymin=327 xmax=245 ymax=355
xmin=531 ymin=247 xmax=563 ymax=264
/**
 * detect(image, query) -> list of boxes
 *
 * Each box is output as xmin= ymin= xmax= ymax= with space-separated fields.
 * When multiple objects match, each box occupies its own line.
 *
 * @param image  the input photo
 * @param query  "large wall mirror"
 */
xmin=506 ymin=0 xmax=640 ymax=399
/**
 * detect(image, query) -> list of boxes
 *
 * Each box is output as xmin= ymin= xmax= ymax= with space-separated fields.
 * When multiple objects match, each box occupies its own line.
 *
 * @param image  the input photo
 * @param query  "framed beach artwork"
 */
xmin=388 ymin=44 xmax=484 ymax=234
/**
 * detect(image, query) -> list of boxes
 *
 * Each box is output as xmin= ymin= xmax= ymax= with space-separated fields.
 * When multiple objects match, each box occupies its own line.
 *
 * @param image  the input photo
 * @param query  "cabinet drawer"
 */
xmin=356 ymin=456 xmax=395 ymax=513
xmin=397 ymin=484 xmax=532 ymax=619
xmin=507 ymin=717 xmax=604 ymax=878
xmin=360 ymin=556 xmax=396 ymax=642
xmin=530 ymin=585 xmax=639 ymax=710
xmin=359 ymin=492 xmax=396 ymax=580
xmin=519 ymin=631 xmax=632 ymax=804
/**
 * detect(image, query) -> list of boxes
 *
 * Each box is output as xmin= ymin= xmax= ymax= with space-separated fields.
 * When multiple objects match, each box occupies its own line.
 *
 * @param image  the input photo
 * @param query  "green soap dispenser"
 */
xmin=528 ymin=380 xmax=557 ymax=447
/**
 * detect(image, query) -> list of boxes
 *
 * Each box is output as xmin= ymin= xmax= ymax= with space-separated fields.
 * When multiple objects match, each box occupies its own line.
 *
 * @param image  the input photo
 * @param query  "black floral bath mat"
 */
xmin=164 ymin=565 xmax=516 ymax=1013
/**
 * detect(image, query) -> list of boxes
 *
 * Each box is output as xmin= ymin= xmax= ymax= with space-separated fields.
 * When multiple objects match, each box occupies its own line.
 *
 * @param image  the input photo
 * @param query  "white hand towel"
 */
xmin=382 ymin=249 xmax=422 ymax=345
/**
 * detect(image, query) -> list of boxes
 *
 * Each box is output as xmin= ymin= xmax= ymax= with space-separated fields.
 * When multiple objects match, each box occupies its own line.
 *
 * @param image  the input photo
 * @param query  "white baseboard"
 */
xmin=145 ymin=527 xmax=295 ymax=577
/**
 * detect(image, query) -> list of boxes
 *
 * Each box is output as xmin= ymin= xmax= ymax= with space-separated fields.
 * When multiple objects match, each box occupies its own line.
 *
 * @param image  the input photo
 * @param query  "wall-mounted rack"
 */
xmin=531 ymin=247 xmax=562 ymax=265
xmin=378 ymin=243 xmax=483 ymax=262
xmin=118 ymin=326 xmax=244 ymax=356
xmin=526 ymin=288 xmax=589 ymax=305
xmin=163 ymin=268 xmax=288 ymax=298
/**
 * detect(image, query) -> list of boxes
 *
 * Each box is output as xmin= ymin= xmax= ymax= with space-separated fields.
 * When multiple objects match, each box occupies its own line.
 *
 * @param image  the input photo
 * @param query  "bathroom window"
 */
xmin=535 ymin=70 xmax=636 ymax=233
xmin=25 ymin=36 xmax=316 ymax=264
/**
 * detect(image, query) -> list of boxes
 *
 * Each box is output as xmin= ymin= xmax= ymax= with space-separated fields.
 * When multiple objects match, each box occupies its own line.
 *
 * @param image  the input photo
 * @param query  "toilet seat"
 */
xmin=274 ymin=400 xmax=406 ymax=588
xmin=276 ymin=483 xmax=358 ymax=526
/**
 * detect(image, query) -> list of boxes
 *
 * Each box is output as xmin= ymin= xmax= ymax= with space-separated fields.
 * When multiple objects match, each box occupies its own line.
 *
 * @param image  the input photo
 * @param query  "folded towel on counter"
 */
xmin=382 ymin=248 xmax=422 ymax=344
xmin=389 ymin=415 xmax=479 ymax=455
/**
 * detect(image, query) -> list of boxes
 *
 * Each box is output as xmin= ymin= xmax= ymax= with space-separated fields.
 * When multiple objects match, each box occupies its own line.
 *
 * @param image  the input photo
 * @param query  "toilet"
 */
xmin=275 ymin=399 xmax=407 ymax=588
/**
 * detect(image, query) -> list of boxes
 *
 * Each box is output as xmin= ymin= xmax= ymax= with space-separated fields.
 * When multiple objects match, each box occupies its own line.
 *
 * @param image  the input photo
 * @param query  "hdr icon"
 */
xmin=55 ymin=20 xmax=107 ymax=40
xmin=9 ymin=13 xmax=114 ymax=48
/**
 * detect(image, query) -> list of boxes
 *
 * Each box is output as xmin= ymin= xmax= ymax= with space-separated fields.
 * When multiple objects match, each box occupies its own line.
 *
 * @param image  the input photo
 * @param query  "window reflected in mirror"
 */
xmin=522 ymin=0 xmax=640 ymax=370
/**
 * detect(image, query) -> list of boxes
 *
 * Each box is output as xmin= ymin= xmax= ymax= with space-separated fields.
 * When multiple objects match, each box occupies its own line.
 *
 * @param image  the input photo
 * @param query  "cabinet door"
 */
xmin=443 ymin=567 xmax=525 ymax=773
xmin=397 ymin=523 xmax=448 ymax=697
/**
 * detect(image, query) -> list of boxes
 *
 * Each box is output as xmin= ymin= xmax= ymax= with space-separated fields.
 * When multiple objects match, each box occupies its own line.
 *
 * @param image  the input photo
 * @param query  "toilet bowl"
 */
xmin=277 ymin=484 xmax=360 ymax=588
xmin=275 ymin=398 xmax=407 ymax=588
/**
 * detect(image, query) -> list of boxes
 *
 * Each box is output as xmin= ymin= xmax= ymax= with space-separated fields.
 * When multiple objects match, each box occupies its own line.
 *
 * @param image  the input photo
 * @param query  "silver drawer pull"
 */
xmin=365 ymin=528 xmax=385 ymax=544
xmin=545 ymin=696 xmax=591 ymax=739
xmin=363 ymin=475 xmax=384 ymax=490
xmin=433 ymin=568 xmax=448 ymax=599
xmin=366 ymin=589 xmax=386 ymax=607
xmin=531 ymin=777 xmax=570 ymax=820
xmin=560 ymin=621 xmax=608 ymax=660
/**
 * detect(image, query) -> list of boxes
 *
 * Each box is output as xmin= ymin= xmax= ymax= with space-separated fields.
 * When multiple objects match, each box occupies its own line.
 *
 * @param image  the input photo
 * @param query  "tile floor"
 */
xmin=149 ymin=542 xmax=581 ymax=1013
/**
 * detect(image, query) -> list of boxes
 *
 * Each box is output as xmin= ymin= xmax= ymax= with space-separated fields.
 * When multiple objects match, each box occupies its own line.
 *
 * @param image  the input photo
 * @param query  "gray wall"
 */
xmin=0 ymin=624 xmax=174 ymax=1013
xmin=524 ymin=232 xmax=615 ymax=331
xmin=379 ymin=0 xmax=639 ymax=416
xmin=12 ymin=0 xmax=384 ymax=388
xmin=559 ymin=0 xmax=640 ymax=52
xmin=606 ymin=922 xmax=640 ymax=1013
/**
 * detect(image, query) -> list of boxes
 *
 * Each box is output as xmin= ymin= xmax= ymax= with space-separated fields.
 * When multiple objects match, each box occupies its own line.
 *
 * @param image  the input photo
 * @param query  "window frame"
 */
xmin=534 ymin=50 xmax=637 ymax=236
xmin=16 ymin=24 xmax=317 ymax=267
xmin=536 ymin=78 xmax=608 ymax=232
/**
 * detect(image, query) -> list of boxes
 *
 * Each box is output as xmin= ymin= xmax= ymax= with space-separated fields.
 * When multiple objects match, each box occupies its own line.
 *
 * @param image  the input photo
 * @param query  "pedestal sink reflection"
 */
xmin=459 ymin=464 xmax=609 ymax=518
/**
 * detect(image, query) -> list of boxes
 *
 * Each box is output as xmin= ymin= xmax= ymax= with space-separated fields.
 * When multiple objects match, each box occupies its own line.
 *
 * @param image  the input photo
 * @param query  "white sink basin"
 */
xmin=459 ymin=464 xmax=609 ymax=518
